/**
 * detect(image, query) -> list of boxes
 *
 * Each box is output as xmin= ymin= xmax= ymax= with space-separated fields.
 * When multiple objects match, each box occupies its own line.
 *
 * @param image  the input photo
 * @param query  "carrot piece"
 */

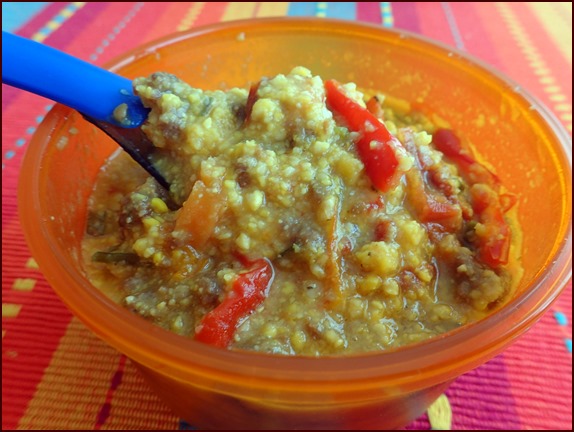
xmin=366 ymin=95 xmax=385 ymax=119
xmin=325 ymin=204 xmax=344 ymax=309
xmin=175 ymin=180 xmax=226 ymax=249
xmin=405 ymin=168 xmax=463 ymax=232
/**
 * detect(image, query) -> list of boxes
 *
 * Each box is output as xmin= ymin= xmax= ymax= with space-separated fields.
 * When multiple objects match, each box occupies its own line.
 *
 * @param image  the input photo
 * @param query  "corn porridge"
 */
xmin=82 ymin=67 xmax=521 ymax=355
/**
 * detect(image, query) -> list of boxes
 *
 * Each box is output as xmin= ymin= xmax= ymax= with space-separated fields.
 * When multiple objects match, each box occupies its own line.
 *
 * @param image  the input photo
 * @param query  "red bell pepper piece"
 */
xmin=432 ymin=129 xmax=502 ymax=189
xmin=195 ymin=258 xmax=274 ymax=347
xmin=470 ymin=185 xmax=511 ymax=267
xmin=432 ymin=129 xmax=475 ymax=166
xmin=325 ymin=80 xmax=404 ymax=192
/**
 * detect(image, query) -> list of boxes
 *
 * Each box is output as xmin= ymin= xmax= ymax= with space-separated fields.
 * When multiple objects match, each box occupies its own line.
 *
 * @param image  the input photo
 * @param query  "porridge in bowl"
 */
xmin=82 ymin=67 xmax=522 ymax=355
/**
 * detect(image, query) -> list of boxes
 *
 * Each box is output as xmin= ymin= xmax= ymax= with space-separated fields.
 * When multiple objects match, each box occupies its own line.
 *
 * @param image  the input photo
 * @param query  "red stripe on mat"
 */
xmin=90 ymin=3 xmax=160 ymax=67
xmin=2 ymin=289 xmax=73 ymax=430
xmin=1 ymin=92 xmax=51 ymax=160
xmin=193 ymin=2 xmax=229 ymax=28
xmin=413 ymin=2 xmax=457 ymax=48
xmin=43 ymin=2 xmax=112 ymax=59
xmin=143 ymin=2 xmax=194 ymax=41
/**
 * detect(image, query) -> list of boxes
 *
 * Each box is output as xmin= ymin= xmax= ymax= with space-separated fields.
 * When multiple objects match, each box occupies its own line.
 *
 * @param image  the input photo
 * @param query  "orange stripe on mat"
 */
xmin=101 ymin=360 xmax=179 ymax=430
xmin=194 ymin=2 xmax=229 ymax=27
xmin=16 ymin=318 xmax=179 ymax=430
xmin=17 ymin=319 xmax=122 ymax=429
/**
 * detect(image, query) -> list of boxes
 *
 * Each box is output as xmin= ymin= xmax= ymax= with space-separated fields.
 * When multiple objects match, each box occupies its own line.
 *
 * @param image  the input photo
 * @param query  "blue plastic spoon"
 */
xmin=2 ymin=31 xmax=171 ymax=193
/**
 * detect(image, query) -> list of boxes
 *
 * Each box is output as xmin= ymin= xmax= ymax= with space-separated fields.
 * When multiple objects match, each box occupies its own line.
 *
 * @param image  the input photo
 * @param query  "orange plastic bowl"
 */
xmin=19 ymin=18 xmax=572 ymax=430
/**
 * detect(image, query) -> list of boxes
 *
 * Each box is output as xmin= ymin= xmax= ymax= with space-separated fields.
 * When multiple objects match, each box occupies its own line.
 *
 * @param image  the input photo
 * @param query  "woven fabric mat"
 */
xmin=2 ymin=2 xmax=572 ymax=430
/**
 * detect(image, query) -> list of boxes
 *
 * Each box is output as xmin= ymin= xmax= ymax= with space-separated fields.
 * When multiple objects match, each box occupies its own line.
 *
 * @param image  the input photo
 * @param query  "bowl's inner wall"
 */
xmin=40 ymin=21 xmax=571 ymax=303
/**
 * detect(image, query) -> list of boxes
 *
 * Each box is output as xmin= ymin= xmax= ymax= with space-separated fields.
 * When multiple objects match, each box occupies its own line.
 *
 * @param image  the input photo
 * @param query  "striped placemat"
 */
xmin=2 ymin=2 xmax=571 ymax=430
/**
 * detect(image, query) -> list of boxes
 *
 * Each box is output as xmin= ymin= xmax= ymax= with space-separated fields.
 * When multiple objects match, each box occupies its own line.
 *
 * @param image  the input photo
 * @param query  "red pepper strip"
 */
xmin=432 ymin=129 xmax=502 ymax=190
xmin=470 ymin=185 xmax=511 ymax=267
xmin=195 ymin=259 xmax=274 ymax=347
xmin=325 ymin=80 xmax=403 ymax=192
xmin=432 ymin=129 xmax=475 ymax=165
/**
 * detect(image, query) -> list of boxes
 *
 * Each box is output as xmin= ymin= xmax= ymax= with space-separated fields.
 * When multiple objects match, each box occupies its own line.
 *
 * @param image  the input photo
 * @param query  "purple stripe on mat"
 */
xmin=392 ymin=2 xmax=421 ymax=33
xmin=2 ymin=85 xmax=21 ymax=112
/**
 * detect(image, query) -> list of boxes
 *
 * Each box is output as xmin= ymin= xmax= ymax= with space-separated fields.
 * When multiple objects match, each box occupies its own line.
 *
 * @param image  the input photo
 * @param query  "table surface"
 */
xmin=2 ymin=2 xmax=572 ymax=430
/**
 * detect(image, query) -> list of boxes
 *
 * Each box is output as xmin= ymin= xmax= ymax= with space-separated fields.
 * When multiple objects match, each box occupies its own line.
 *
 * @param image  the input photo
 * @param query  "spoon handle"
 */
xmin=1 ymin=31 xmax=148 ymax=128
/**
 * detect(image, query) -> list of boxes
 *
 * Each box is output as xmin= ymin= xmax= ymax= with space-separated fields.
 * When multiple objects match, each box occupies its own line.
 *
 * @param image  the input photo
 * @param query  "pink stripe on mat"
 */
xmin=504 ymin=309 xmax=573 ymax=430
xmin=392 ymin=1 xmax=421 ymax=33
xmin=447 ymin=2 xmax=502 ymax=66
xmin=413 ymin=2 xmax=457 ymax=48
xmin=356 ymin=2 xmax=381 ymax=24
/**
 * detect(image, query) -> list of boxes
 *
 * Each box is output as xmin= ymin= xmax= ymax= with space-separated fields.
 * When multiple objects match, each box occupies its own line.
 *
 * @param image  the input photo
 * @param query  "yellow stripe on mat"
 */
xmin=257 ymin=2 xmax=289 ymax=17
xmin=528 ymin=3 xmax=572 ymax=65
xmin=2 ymin=304 xmax=22 ymax=318
xmin=427 ymin=394 xmax=453 ymax=430
xmin=12 ymin=278 xmax=36 ymax=292
xmin=26 ymin=257 xmax=39 ymax=269
xmin=222 ymin=2 xmax=257 ymax=21
xmin=176 ymin=2 xmax=206 ymax=31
